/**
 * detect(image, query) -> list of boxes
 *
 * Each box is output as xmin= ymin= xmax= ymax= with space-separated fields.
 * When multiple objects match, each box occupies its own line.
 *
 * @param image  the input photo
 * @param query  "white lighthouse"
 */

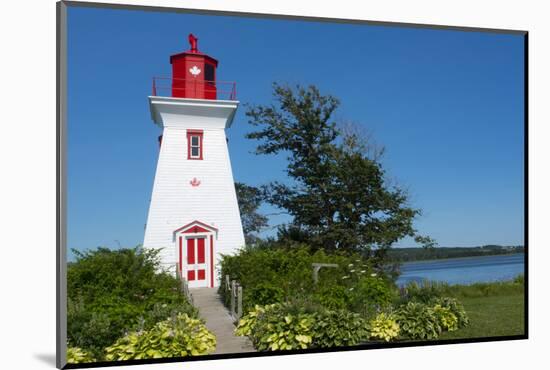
xmin=144 ymin=34 xmax=245 ymax=288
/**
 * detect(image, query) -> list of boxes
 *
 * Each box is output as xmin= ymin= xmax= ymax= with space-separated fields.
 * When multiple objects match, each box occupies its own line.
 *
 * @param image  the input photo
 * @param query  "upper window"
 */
xmin=187 ymin=130 xmax=204 ymax=160
xmin=205 ymin=63 xmax=215 ymax=84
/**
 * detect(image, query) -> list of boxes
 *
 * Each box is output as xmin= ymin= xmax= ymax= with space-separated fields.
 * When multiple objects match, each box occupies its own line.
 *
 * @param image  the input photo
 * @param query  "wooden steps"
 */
xmin=191 ymin=288 xmax=255 ymax=354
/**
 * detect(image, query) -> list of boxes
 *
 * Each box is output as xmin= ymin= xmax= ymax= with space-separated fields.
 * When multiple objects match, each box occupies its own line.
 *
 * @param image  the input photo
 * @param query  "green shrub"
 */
xmin=312 ymin=309 xmax=369 ymax=347
xmin=432 ymin=305 xmax=458 ymax=332
xmin=349 ymin=276 xmax=396 ymax=316
xmin=236 ymin=303 xmax=370 ymax=350
xmin=66 ymin=347 xmax=95 ymax=364
xmin=401 ymin=281 xmax=449 ymax=304
xmin=67 ymin=298 xmax=114 ymax=358
xmin=431 ymin=297 xmax=469 ymax=328
xmin=369 ymin=313 xmax=400 ymax=342
xmin=395 ymin=301 xmax=441 ymax=340
xmin=312 ymin=285 xmax=351 ymax=310
xmin=105 ymin=313 xmax=216 ymax=360
xmin=246 ymin=283 xmax=285 ymax=307
xmin=219 ymin=245 xmax=395 ymax=313
xmin=67 ymin=247 xmax=196 ymax=359
xmin=219 ymin=246 xmax=319 ymax=310
xmin=235 ymin=304 xmax=272 ymax=338
xmin=236 ymin=303 xmax=314 ymax=351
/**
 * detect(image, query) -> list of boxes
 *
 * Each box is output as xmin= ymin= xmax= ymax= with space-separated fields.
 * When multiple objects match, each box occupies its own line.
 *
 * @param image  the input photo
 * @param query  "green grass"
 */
xmin=439 ymin=289 xmax=525 ymax=340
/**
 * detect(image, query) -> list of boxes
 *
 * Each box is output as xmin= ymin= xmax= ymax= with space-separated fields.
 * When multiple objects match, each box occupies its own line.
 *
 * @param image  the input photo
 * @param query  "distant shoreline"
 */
xmin=398 ymin=252 xmax=524 ymax=265
xmin=388 ymin=245 xmax=524 ymax=263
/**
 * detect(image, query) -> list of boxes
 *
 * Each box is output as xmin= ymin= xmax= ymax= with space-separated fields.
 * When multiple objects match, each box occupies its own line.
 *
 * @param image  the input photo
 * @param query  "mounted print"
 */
xmin=56 ymin=1 xmax=527 ymax=368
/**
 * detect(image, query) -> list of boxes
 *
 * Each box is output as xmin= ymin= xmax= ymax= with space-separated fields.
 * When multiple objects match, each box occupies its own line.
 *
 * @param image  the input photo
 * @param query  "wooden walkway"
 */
xmin=191 ymin=288 xmax=256 ymax=354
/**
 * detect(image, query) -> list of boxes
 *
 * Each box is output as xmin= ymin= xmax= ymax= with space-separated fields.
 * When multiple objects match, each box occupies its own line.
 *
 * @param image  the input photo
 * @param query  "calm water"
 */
xmin=396 ymin=253 xmax=525 ymax=286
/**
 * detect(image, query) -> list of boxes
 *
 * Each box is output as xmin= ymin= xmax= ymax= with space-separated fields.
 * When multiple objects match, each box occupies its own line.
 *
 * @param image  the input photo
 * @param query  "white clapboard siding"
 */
xmin=144 ymin=97 xmax=245 ymax=286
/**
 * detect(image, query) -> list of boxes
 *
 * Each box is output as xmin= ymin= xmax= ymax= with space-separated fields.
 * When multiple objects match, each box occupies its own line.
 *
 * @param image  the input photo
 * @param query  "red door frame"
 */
xmin=178 ymin=233 xmax=215 ymax=288
xmin=210 ymin=235 xmax=214 ymax=287
xmin=175 ymin=221 xmax=218 ymax=288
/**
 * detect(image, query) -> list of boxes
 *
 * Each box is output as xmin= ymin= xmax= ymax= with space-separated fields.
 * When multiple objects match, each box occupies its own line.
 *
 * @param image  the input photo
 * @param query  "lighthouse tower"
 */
xmin=144 ymin=34 xmax=245 ymax=288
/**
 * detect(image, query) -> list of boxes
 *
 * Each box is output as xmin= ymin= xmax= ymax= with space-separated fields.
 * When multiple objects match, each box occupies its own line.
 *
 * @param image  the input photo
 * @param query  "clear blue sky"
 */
xmin=67 ymin=6 xmax=525 ymax=254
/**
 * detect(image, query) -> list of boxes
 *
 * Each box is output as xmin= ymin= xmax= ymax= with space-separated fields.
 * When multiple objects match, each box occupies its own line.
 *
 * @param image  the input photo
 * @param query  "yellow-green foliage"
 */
xmin=236 ymin=303 xmax=370 ymax=350
xmin=431 ymin=297 xmax=469 ymax=328
xmin=105 ymin=313 xmax=216 ymax=361
xmin=395 ymin=301 xmax=441 ymax=340
xmin=263 ymin=314 xmax=313 ymax=351
xmin=432 ymin=304 xmax=459 ymax=332
xmin=235 ymin=304 xmax=272 ymax=337
xmin=311 ymin=309 xmax=369 ymax=347
xmin=66 ymin=346 xmax=95 ymax=364
xmin=236 ymin=304 xmax=314 ymax=351
xmin=369 ymin=313 xmax=400 ymax=342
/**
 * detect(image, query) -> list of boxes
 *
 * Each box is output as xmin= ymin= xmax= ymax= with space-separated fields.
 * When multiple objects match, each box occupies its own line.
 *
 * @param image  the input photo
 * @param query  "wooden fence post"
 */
xmin=237 ymin=285 xmax=243 ymax=319
xmin=223 ymin=275 xmax=243 ymax=320
xmin=312 ymin=263 xmax=339 ymax=284
xmin=230 ymin=280 xmax=236 ymax=318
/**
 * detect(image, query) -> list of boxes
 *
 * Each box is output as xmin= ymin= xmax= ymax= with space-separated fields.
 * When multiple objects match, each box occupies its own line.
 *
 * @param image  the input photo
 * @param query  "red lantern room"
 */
xmin=151 ymin=34 xmax=236 ymax=101
xmin=169 ymin=34 xmax=218 ymax=99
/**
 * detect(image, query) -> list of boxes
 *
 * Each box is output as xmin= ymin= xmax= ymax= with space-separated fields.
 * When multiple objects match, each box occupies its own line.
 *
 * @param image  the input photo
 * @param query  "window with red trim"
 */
xmin=187 ymin=130 xmax=203 ymax=160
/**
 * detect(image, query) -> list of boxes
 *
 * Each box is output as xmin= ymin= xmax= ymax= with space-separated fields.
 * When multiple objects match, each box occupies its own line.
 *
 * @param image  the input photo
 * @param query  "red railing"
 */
xmin=151 ymin=77 xmax=237 ymax=100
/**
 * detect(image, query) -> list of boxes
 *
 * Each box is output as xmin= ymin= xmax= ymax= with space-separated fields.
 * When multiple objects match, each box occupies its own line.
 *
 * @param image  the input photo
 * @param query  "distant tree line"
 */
xmin=386 ymin=245 xmax=524 ymax=262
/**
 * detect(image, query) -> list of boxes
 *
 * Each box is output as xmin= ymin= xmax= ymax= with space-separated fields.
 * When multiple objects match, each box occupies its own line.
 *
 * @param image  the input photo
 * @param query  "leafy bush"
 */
xmin=236 ymin=303 xmax=370 ymax=350
xmin=235 ymin=304 xmax=271 ymax=338
xmin=66 ymin=347 xmax=95 ymax=364
xmin=67 ymin=247 xmax=196 ymax=359
xmin=312 ymin=285 xmax=351 ymax=310
xmin=431 ymin=297 xmax=469 ymax=328
xmin=393 ymin=296 xmax=469 ymax=340
xmin=432 ymin=305 xmax=458 ymax=332
xmin=67 ymin=298 xmax=118 ymax=359
xmin=349 ymin=276 xmax=396 ymax=316
xmin=220 ymin=246 xmax=319 ymax=310
xmin=369 ymin=313 xmax=400 ymax=342
xmin=105 ymin=313 xmax=216 ymax=360
xmin=236 ymin=303 xmax=314 ymax=351
xmin=312 ymin=309 xmax=369 ymax=347
xmin=246 ymin=283 xmax=285 ymax=307
xmin=395 ymin=301 xmax=441 ymax=340
xmin=220 ymin=246 xmax=397 ymax=313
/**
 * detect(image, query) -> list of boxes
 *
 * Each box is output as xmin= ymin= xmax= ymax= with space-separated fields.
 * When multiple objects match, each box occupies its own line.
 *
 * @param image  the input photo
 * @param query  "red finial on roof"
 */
xmin=188 ymin=33 xmax=199 ymax=53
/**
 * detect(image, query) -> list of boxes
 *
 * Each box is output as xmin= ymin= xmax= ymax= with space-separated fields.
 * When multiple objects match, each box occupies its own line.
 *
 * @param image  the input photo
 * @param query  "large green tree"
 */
xmin=235 ymin=182 xmax=269 ymax=245
xmin=245 ymin=83 xmax=428 ymax=256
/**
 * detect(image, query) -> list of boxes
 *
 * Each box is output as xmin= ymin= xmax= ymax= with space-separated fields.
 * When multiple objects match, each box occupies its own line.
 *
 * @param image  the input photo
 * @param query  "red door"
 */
xmin=181 ymin=236 xmax=208 ymax=287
